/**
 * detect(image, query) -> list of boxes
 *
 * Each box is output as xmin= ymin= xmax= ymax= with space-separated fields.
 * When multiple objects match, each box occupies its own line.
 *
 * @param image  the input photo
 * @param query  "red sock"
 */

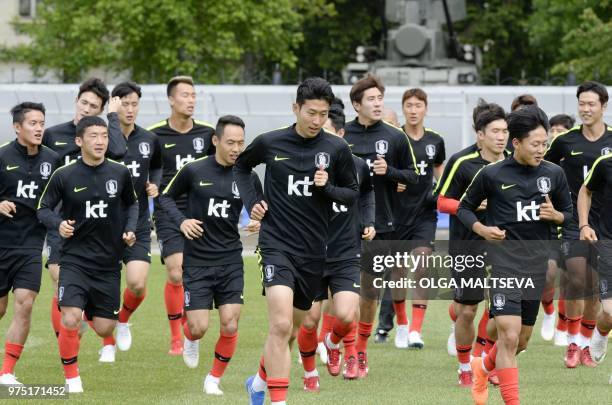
xmin=318 ymin=312 xmax=335 ymax=343
xmin=331 ymin=320 xmax=355 ymax=345
xmin=118 ymin=288 xmax=146 ymax=323
xmin=580 ymin=318 xmax=596 ymax=339
xmin=211 ymin=332 xmax=238 ymax=378
xmin=258 ymin=355 xmax=267 ymax=380
xmin=448 ymin=303 xmax=457 ymax=322
xmin=567 ymin=316 xmax=582 ymax=336
xmin=164 ymin=281 xmax=183 ymax=341
xmin=51 ymin=295 xmax=61 ymax=338
xmin=356 ymin=322 xmax=372 ymax=353
xmin=181 ymin=314 xmax=195 ymax=341
xmin=557 ymin=299 xmax=567 ymax=331
xmin=58 ymin=325 xmax=80 ymax=378
xmin=497 ymin=367 xmax=520 ymax=405
xmin=298 ymin=325 xmax=318 ymax=372
xmin=343 ymin=323 xmax=357 ymax=359
xmin=541 ymin=286 xmax=555 ymax=315
xmin=597 ymin=325 xmax=610 ymax=336
xmin=103 ymin=335 xmax=115 ymax=346
xmin=393 ymin=300 xmax=408 ymax=326
xmin=473 ymin=310 xmax=489 ymax=357
xmin=484 ymin=339 xmax=495 ymax=356
xmin=1 ymin=342 xmax=24 ymax=374
xmin=541 ymin=299 xmax=554 ymax=315
xmin=484 ymin=343 xmax=497 ymax=371
xmin=409 ymin=304 xmax=427 ymax=333
xmin=456 ymin=344 xmax=472 ymax=365
xmin=267 ymin=377 xmax=289 ymax=402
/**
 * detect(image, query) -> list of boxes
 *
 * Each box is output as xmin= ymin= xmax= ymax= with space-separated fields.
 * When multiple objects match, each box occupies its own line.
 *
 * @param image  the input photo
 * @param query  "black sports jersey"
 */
xmin=584 ymin=154 xmax=612 ymax=239
xmin=160 ymin=156 xmax=262 ymax=266
xmin=43 ymin=113 xmax=127 ymax=166
xmin=457 ymin=157 xmax=572 ymax=264
xmin=344 ymin=119 xmax=418 ymax=233
xmin=37 ymin=159 xmax=138 ymax=270
xmin=327 ymin=155 xmax=375 ymax=261
xmin=147 ymin=119 xmax=215 ymax=212
xmin=433 ymin=143 xmax=479 ymax=196
xmin=544 ymin=125 xmax=612 ymax=227
xmin=234 ymin=125 xmax=359 ymax=259
xmin=395 ymin=128 xmax=445 ymax=224
xmin=0 ymin=141 xmax=60 ymax=250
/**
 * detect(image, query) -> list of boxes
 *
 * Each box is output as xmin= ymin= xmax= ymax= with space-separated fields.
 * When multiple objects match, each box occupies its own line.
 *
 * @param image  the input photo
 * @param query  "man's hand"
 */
xmin=123 ymin=231 xmax=136 ymax=246
xmin=473 ymin=223 xmax=506 ymax=240
xmin=180 ymin=219 xmax=203 ymax=240
xmin=314 ymin=165 xmax=328 ymax=187
xmin=108 ymin=96 xmax=121 ymax=114
xmin=372 ymin=155 xmax=388 ymax=175
xmin=250 ymin=200 xmax=268 ymax=221
xmin=580 ymin=225 xmax=598 ymax=242
xmin=539 ymin=194 xmax=563 ymax=224
xmin=362 ymin=226 xmax=376 ymax=241
xmin=397 ymin=183 xmax=406 ymax=192
xmin=145 ymin=181 xmax=159 ymax=198
xmin=59 ymin=220 xmax=76 ymax=238
xmin=476 ymin=199 xmax=488 ymax=211
xmin=0 ymin=200 xmax=16 ymax=218
xmin=244 ymin=219 xmax=261 ymax=233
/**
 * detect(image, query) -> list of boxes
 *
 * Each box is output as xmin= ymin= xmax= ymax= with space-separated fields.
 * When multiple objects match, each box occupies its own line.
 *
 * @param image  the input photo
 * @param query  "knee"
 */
xmin=61 ymin=313 xmax=81 ymax=329
xmin=334 ymin=308 xmax=356 ymax=325
xmin=499 ymin=330 xmax=520 ymax=349
xmin=188 ymin=320 xmax=208 ymax=340
xmin=15 ymin=297 xmax=35 ymax=317
xmin=129 ymin=282 xmax=146 ymax=296
xmin=302 ymin=313 xmax=320 ymax=330
xmin=269 ymin=318 xmax=293 ymax=340
xmin=457 ymin=305 xmax=477 ymax=322
xmin=220 ymin=319 xmax=238 ymax=336
xmin=167 ymin=267 xmax=182 ymax=284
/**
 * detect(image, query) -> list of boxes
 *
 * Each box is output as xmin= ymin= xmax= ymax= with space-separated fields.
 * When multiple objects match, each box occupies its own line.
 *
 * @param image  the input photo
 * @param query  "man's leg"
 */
xmin=1 ymin=289 xmax=37 ymax=381
xmin=48 ymin=264 xmax=61 ymax=337
xmin=590 ymin=298 xmax=611 ymax=362
xmin=454 ymin=302 xmax=478 ymax=386
xmin=564 ymin=256 xmax=588 ymax=367
xmin=164 ymin=252 xmax=184 ymax=354
xmin=205 ymin=303 xmax=240 ymax=395
xmin=327 ymin=291 xmax=358 ymax=377
xmin=540 ymin=259 xmax=558 ymax=341
xmin=357 ymin=270 xmax=379 ymax=378
xmin=182 ymin=309 xmax=209 ymax=369
xmin=408 ymin=246 xmax=432 ymax=349
xmin=58 ymin=306 xmax=83 ymax=391
xmin=375 ymin=287 xmax=395 ymax=343
xmin=298 ymin=300 xmax=322 ymax=391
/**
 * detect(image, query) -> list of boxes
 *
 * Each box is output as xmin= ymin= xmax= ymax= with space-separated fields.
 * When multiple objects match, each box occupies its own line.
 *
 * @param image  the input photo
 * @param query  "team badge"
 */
xmin=602 ymin=147 xmax=611 ymax=156
xmin=139 ymin=142 xmax=150 ymax=158
xmin=106 ymin=179 xmax=118 ymax=197
xmin=425 ymin=144 xmax=436 ymax=159
xmin=232 ymin=181 xmax=240 ymax=198
xmin=493 ymin=293 xmax=506 ymax=310
xmin=184 ymin=291 xmax=191 ymax=307
xmin=536 ymin=176 xmax=551 ymax=194
xmin=193 ymin=137 xmax=205 ymax=153
xmin=315 ymin=152 xmax=330 ymax=169
xmin=264 ymin=265 xmax=275 ymax=282
xmin=58 ymin=286 xmax=64 ymax=302
xmin=40 ymin=162 xmax=52 ymax=179
xmin=375 ymin=140 xmax=388 ymax=155
xmin=601 ymin=280 xmax=609 ymax=296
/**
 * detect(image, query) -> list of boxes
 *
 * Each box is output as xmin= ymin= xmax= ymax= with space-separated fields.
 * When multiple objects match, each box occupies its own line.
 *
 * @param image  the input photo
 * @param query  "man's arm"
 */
xmin=457 ymin=168 xmax=504 ymax=240
xmin=578 ymin=157 xmax=607 ymax=240
xmin=149 ymin=136 xmax=163 ymax=187
xmin=121 ymin=169 xmax=139 ymax=234
xmin=159 ymin=163 xmax=192 ymax=227
xmin=105 ymin=104 xmax=128 ymax=159
xmin=37 ymin=170 xmax=64 ymax=231
xmin=233 ymin=135 xmax=266 ymax=216
xmin=359 ymin=166 xmax=375 ymax=227
xmin=316 ymin=145 xmax=359 ymax=205
xmin=385 ymin=134 xmax=418 ymax=184
xmin=544 ymin=135 xmax=563 ymax=164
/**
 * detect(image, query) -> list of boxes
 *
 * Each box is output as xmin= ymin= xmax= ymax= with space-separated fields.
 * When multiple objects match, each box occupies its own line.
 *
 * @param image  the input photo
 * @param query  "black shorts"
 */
xmin=123 ymin=220 xmax=152 ymax=264
xmin=489 ymin=264 xmax=546 ymax=326
xmin=596 ymin=242 xmax=612 ymax=300
xmin=394 ymin=217 xmax=436 ymax=250
xmin=0 ymin=249 xmax=42 ymax=296
xmin=315 ymin=258 xmax=361 ymax=301
xmin=45 ymin=228 xmax=63 ymax=267
xmin=57 ymin=263 xmax=120 ymax=320
xmin=548 ymin=244 xmax=563 ymax=267
xmin=183 ymin=262 xmax=244 ymax=310
xmin=257 ymin=248 xmax=324 ymax=311
xmin=561 ymin=221 xmax=597 ymax=261
xmin=154 ymin=213 xmax=183 ymax=260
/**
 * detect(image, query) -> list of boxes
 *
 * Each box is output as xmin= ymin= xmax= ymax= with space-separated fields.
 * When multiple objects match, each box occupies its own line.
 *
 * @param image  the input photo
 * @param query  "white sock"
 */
xmin=271 ymin=402 xmax=287 ymax=405
xmin=252 ymin=374 xmax=267 ymax=392
xmin=325 ymin=333 xmax=339 ymax=350
xmin=481 ymin=359 xmax=490 ymax=373
xmin=568 ymin=333 xmax=578 ymax=345
xmin=205 ymin=374 xmax=220 ymax=385
xmin=579 ymin=334 xmax=589 ymax=349
xmin=304 ymin=369 xmax=318 ymax=378
xmin=459 ymin=362 xmax=471 ymax=372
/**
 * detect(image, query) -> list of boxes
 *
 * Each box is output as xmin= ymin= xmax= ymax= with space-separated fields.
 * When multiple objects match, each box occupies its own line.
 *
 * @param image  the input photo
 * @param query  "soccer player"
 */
xmin=462 ymin=105 xmax=572 ymax=405
xmin=42 ymin=78 xmax=126 ymax=339
xmin=237 ymin=77 xmax=359 ymax=405
xmin=147 ymin=76 xmax=215 ymax=355
xmin=343 ymin=75 xmax=418 ymax=377
xmin=37 ymin=116 xmax=138 ymax=393
xmin=506 ymin=94 xmax=538 ymax=152
xmin=578 ymin=153 xmax=612 ymax=364
xmin=544 ymin=81 xmax=611 ymax=368
xmin=0 ymin=103 xmax=60 ymax=385
xmin=160 ymin=115 xmax=259 ymax=395
xmin=297 ymin=98 xmax=375 ymax=390
xmin=97 ymin=81 xmax=162 ymax=362
xmin=540 ymin=113 xmax=576 ymax=345
xmin=390 ymin=88 xmax=445 ymax=349
xmin=382 ymin=107 xmax=400 ymax=127
xmin=437 ymin=101 xmax=508 ymax=386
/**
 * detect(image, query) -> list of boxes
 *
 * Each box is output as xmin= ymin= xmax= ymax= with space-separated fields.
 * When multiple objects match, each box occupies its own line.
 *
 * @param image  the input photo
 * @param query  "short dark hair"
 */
xmin=78 ymin=78 xmax=109 ymax=109
xmin=295 ymin=77 xmax=335 ymax=107
xmin=510 ymin=94 xmax=538 ymax=112
xmin=112 ymin=81 xmax=142 ymax=99
xmin=549 ymin=114 xmax=575 ymax=131
xmin=402 ymin=88 xmax=428 ymax=105
xmin=576 ymin=81 xmax=608 ymax=105
xmin=10 ymin=102 xmax=45 ymax=124
xmin=507 ymin=105 xmax=550 ymax=141
xmin=328 ymin=97 xmax=346 ymax=131
xmin=350 ymin=75 xmax=385 ymax=104
xmin=76 ymin=116 xmax=107 ymax=138
xmin=167 ymin=75 xmax=194 ymax=97
xmin=473 ymin=99 xmax=506 ymax=131
xmin=215 ymin=115 xmax=245 ymax=138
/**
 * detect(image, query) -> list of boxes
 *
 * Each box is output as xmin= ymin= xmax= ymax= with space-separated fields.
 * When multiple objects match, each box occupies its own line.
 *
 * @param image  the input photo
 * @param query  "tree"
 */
xmin=3 ymin=0 xmax=330 ymax=83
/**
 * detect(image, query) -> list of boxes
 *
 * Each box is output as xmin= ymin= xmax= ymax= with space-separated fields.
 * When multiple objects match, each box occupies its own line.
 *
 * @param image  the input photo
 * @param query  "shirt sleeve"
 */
xmin=456 ymin=168 xmax=488 ymax=231
xmin=385 ymin=133 xmax=419 ymax=184
xmin=160 ymin=162 xmax=193 ymax=227
xmin=37 ymin=170 xmax=64 ymax=231
xmin=440 ymin=160 xmax=467 ymax=199
xmin=359 ymin=162 xmax=375 ymax=227
xmin=149 ymin=136 xmax=163 ymax=186
xmin=317 ymin=144 xmax=359 ymax=205
xmin=544 ymin=136 xmax=564 ymax=164
xmin=121 ymin=168 xmax=139 ymax=233
xmin=435 ymin=138 xmax=446 ymax=165
xmin=106 ymin=113 xmax=128 ymax=160
xmin=233 ymin=135 xmax=266 ymax=214
xmin=550 ymin=168 xmax=573 ymax=226
xmin=584 ymin=156 xmax=607 ymax=192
